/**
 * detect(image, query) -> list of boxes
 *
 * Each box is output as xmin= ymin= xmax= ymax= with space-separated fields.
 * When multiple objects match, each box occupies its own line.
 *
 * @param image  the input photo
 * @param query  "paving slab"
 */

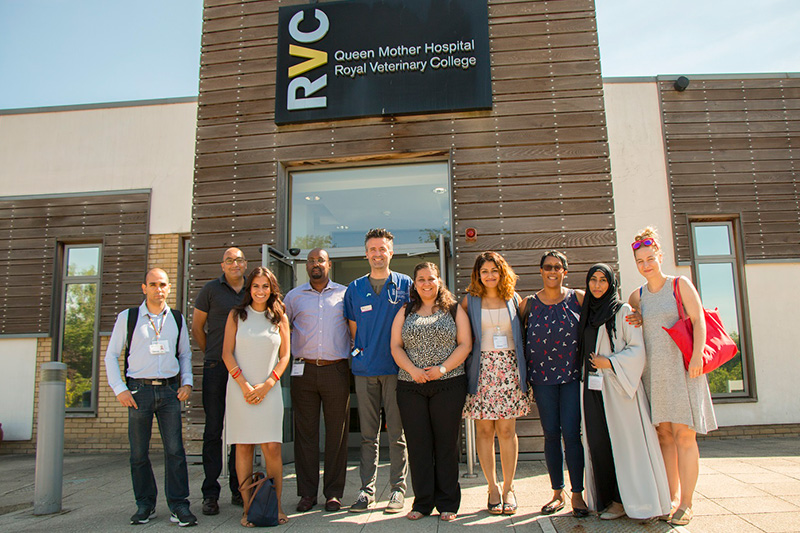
xmin=1 ymin=436 xmax=799 ymax=532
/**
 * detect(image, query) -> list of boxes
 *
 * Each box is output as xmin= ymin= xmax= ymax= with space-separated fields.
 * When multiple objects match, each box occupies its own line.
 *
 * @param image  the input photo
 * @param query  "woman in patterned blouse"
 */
xmin=390 ymin=262 xmax=472 ymax=522
xmin=522 ymin=250 xmax=589 ymax=517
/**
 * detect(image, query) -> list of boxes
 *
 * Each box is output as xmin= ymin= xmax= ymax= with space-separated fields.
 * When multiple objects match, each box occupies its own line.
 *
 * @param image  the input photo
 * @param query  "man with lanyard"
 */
xmin=105 ymin=268 xmax=196 ymax=527
xmin=192 ymin=247 xmax=247 ymax=514
xmin=284 ymin=248 xmax=351 ymax=513
xmin=344 ymin=228 xmax=411 ymax=513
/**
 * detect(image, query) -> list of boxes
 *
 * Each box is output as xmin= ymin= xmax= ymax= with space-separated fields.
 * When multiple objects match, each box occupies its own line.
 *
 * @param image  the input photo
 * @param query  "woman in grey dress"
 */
xmin=627 ymin=227 xmax=717 ymax=527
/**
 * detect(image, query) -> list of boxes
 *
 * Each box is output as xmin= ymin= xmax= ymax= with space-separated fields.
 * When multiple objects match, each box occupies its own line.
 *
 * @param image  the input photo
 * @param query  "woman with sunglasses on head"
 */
xmin=222 ymin=266 xmax=291 ymax=526
xmin=390 ymin=262 xmax=471 ymax=522
xmin=460 ymin=252 xmax=529 ymax=516
xmin=521 ymin=250 xmax=589 ymax=517
xmin=578 ymin=264 xmax=671 ymax=521
xmin=627 ymin=227 xmax=717 ymax=527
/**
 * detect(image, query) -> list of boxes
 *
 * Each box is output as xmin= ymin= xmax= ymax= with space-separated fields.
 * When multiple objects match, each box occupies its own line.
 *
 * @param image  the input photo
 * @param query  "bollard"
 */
xmin=462 ymin=418 xmax=478 ymax=478
xmin=33 ymin=362 xmax=67 ymax=515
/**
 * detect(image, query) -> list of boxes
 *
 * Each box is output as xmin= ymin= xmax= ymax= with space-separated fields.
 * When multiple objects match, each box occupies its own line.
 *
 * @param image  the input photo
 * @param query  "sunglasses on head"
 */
xmin=631 ymin=238 xmax=656 ymax=251
xmin=541 ymin=264 xmax=564 ymax=272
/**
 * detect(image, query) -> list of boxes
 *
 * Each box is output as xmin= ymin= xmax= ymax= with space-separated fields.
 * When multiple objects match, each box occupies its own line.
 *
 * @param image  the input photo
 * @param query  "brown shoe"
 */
xmin=296 ymin=496 xmax=317 ymax=512
xmin=325 ymin=497 xmax=342 ymax=512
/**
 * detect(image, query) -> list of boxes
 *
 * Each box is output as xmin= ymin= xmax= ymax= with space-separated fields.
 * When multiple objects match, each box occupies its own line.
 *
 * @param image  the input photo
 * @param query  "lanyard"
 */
xmin=147 ymin=312 xmax=166 ymax=340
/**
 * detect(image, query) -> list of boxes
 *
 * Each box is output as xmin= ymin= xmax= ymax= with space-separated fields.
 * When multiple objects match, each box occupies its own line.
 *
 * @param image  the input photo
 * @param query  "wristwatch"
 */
xmin=438 ymin=365 xmax=447 ymax=375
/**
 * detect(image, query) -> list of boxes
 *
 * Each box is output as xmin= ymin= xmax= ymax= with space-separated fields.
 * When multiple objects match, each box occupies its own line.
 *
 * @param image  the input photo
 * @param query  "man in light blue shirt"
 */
xmin=284 ymin=248 xmax=351 ymax=513
xmin=105 ymin=268 xmax=196 ymax=527
xmin=344 ymin=229 xmax=411 ymax=513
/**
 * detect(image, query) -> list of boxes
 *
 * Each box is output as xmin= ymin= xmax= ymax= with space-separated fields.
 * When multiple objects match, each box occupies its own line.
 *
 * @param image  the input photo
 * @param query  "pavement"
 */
xmin=1 ymin=436 xmax=799 ymax=532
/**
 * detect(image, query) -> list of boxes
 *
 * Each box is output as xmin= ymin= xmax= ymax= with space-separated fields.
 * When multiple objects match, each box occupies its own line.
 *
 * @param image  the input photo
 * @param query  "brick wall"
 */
xmin=148 ymin=233 xmax=182 ymax=309
xmin=0 ymin=234 xmax=187 ymax=454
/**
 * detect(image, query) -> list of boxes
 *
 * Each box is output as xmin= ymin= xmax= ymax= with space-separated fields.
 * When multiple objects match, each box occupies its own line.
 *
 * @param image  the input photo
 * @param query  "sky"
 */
xmin=0 ymin=0 xmax=798 ymax=110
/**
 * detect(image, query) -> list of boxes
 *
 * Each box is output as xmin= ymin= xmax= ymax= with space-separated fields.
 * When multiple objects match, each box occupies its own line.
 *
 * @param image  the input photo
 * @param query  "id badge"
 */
xmin=493 ymin=334 xmax=509 ymax=350
xmin=149 ymin=340 xmax=168 ymax=355
xmin=291 ymin=359 xmax=305 ymax=377
xmin=588 ymin=373 xmax=603 ymax=391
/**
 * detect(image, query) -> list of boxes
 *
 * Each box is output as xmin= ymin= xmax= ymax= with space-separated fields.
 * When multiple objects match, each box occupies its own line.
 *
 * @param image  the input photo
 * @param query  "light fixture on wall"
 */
xmin=304 ymin=195 xmax=321 ymax=202
xmin=674 ymin=76 xmax=690 ymax=92
xmin=432 ymin=187 xmax=447 ymax=195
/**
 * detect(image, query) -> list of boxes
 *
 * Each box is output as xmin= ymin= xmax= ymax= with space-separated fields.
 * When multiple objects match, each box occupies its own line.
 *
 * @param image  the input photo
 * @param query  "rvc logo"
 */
xmin=286 ymin=8 xmax=329 ymax=110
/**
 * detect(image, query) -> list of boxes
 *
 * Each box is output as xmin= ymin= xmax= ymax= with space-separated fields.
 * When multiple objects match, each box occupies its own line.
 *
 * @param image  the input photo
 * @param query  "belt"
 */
xmin=128 ymin=376 xmax=180 ymax=386
xmin=300 ymin=358 xmax=347 ymax=367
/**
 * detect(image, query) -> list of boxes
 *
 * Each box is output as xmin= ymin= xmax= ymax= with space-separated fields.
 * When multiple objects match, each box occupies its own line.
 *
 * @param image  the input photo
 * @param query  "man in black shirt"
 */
xmin=192 ymin=247 xmax=247 ymax=515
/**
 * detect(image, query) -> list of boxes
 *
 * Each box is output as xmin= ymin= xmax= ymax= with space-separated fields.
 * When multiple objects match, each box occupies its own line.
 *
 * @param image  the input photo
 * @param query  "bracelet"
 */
xmin=229 ymin=366 xmax=239 ymax=375
xmin=271 ymin=370 xmax=280 ymax=382
xmin=231 ymin=368 xmax=242 ymax=379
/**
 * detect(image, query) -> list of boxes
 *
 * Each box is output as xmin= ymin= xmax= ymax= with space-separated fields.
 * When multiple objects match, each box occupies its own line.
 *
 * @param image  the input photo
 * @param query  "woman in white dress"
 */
xmin=222 ymin=266 xmax=291 ymax=526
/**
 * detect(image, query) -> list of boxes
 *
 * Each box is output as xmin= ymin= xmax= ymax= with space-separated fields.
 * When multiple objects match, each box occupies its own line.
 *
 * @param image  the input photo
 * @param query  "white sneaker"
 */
xmin=385 ymin=490 xmax=405 ymax=514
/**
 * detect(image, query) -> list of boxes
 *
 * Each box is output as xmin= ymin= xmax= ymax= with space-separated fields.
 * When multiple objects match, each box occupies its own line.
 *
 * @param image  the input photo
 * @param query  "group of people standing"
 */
xmin=105 ymin=225 xmax=716 ymax=528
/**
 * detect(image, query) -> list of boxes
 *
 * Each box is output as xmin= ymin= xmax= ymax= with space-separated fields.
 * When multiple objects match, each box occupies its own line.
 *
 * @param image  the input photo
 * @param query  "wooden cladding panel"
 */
xmin=192 ymin=0 xmax=616 ymax=293
xmin=0 ymin=192 xmax=150 ymax=335
xmin=192 ymin=0 xmax=614 ymax=455
xmin=659 ymin=77 xmax=800 ymax=262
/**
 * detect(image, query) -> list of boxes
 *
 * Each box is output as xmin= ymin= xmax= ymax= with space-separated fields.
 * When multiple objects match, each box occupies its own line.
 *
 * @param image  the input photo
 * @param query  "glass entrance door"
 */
xmin=287 ymin=162 xmax=453 ymax=449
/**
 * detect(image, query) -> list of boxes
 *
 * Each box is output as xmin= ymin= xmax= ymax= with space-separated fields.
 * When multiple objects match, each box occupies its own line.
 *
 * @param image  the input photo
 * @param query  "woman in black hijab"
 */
xmin=577 ymin=264 xmax=671 ymax=521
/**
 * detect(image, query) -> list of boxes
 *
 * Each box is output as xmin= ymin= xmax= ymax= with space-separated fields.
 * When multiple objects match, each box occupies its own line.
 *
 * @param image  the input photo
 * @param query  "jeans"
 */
xmin=201 ymin=360 xmax=239 ymax=499
xmin=354 ymin=374 xmax=407 ymax=496
xmin=397 ymin=376 xmax=466 ymax=514
xmin=532 ymin=379 xmax=584 ymax=492
xmin=127 ymin=380 xmax=190 ymax=511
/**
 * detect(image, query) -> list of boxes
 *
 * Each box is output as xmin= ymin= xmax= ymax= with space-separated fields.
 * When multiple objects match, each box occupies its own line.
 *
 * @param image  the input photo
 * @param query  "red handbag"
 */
xmin=662 ymin=277 xmax=738 ymax=374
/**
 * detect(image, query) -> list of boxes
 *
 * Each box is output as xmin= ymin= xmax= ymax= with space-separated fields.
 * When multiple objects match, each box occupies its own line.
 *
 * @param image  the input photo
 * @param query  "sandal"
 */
xmin=406 ymin=510 xmax=425 ymax=520
xmin=278 ymin=511 xmax=289 ymax=525
xmin=572 ymin=507 xmax=589 ymax=518
xmin=502 ymin=488 xmax=518 ymax=515
xmin=440 ymin=512 xmax=457 ymax=522
xmin=541 ymin=492 xmax=565 ymax=515
xmin=240 ymin=513 xmax=254 ymax=528
xmin=669 ymin=507 xmax=693 ymax=526
xmin=487 ymin=484 xmax=503 ymax=515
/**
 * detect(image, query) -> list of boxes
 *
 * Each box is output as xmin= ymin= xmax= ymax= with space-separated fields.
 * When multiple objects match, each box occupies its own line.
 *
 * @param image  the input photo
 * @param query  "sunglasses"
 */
xmin=541 ymin=264 xmax=564 ymax=272
xmin=631 ymin=238 xmax=656 ymax=251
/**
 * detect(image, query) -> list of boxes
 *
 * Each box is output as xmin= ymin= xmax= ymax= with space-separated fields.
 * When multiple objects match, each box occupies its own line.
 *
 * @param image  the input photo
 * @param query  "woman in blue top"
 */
xmin=522 ymin=250 xmax=589 ymax=517
xmin=461 ymin=252 xmax=529 ymax=515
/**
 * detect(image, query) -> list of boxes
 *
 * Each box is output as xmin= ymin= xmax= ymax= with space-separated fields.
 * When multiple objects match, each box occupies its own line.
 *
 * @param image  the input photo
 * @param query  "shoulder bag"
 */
xmin=241 ymin=472 xmax=279 ymax=527
xmin=663 ymin=277 xmax=738 ymax=374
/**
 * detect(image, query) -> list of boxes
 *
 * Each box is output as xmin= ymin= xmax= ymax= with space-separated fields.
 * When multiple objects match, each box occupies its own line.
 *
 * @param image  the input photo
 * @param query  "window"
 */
xmin=59 ymin=244 xmax=102 ymax=411
xmin=689 ymin=221 xmax=753 ymax=399
xmin=290 ymin=162 xmax=451 ymax=251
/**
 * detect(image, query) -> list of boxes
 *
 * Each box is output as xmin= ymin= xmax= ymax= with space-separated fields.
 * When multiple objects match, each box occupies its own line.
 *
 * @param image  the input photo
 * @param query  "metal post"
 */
xmin=34 ymin=362 xmax=67 ymax=515
xmin=462 ymin=418 xmax=478 ymax=478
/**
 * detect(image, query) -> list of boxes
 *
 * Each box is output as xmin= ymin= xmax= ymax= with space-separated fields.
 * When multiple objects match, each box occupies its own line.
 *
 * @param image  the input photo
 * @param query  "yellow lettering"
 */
xmin=288 ymin=44 xmax=328 ymax=78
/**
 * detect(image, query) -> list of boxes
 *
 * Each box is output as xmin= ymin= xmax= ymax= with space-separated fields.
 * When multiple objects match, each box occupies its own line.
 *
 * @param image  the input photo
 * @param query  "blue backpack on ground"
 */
xmin=242 ymin=472 xmax=279 ymax=527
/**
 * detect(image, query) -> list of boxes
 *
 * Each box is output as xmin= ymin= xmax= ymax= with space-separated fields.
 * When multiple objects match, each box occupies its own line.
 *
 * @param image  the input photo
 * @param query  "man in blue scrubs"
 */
xmin=344 ymin=228 xmax=411 ymax=513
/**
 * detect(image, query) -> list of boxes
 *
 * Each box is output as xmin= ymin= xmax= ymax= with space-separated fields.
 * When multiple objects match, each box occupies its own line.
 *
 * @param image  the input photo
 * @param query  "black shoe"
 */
xmin=296 ymin=496 xmax=317 ymax=512
xmin=170 ymin=507 xmax=198 ymax=527
xmin=325 ymin=497 xmax=342 ymax=512
xmin=231 ymin=492 xmax=244 ymax=507
xmin=202 ymin=497 xmax=219 ymax=516
xmin=130 ymin=506 xmax=156 ymax=525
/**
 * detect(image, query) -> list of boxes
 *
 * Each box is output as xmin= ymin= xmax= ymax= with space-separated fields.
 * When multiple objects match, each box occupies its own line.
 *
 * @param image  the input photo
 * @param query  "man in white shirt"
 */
xmin=105 ymin=268 xmax=196 ymax=527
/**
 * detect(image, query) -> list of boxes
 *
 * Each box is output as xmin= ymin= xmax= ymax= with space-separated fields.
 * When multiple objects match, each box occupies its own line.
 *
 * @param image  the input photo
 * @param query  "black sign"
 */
xmin=275 ymin=0 xmax=491 ymax=125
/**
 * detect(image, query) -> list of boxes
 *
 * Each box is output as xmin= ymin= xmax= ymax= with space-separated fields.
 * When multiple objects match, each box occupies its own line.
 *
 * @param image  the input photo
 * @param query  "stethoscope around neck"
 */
xmin=368 ymin=276 xmax=400 ymax=305
xmin=386 ymin=278 xmax=400 ymax=305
